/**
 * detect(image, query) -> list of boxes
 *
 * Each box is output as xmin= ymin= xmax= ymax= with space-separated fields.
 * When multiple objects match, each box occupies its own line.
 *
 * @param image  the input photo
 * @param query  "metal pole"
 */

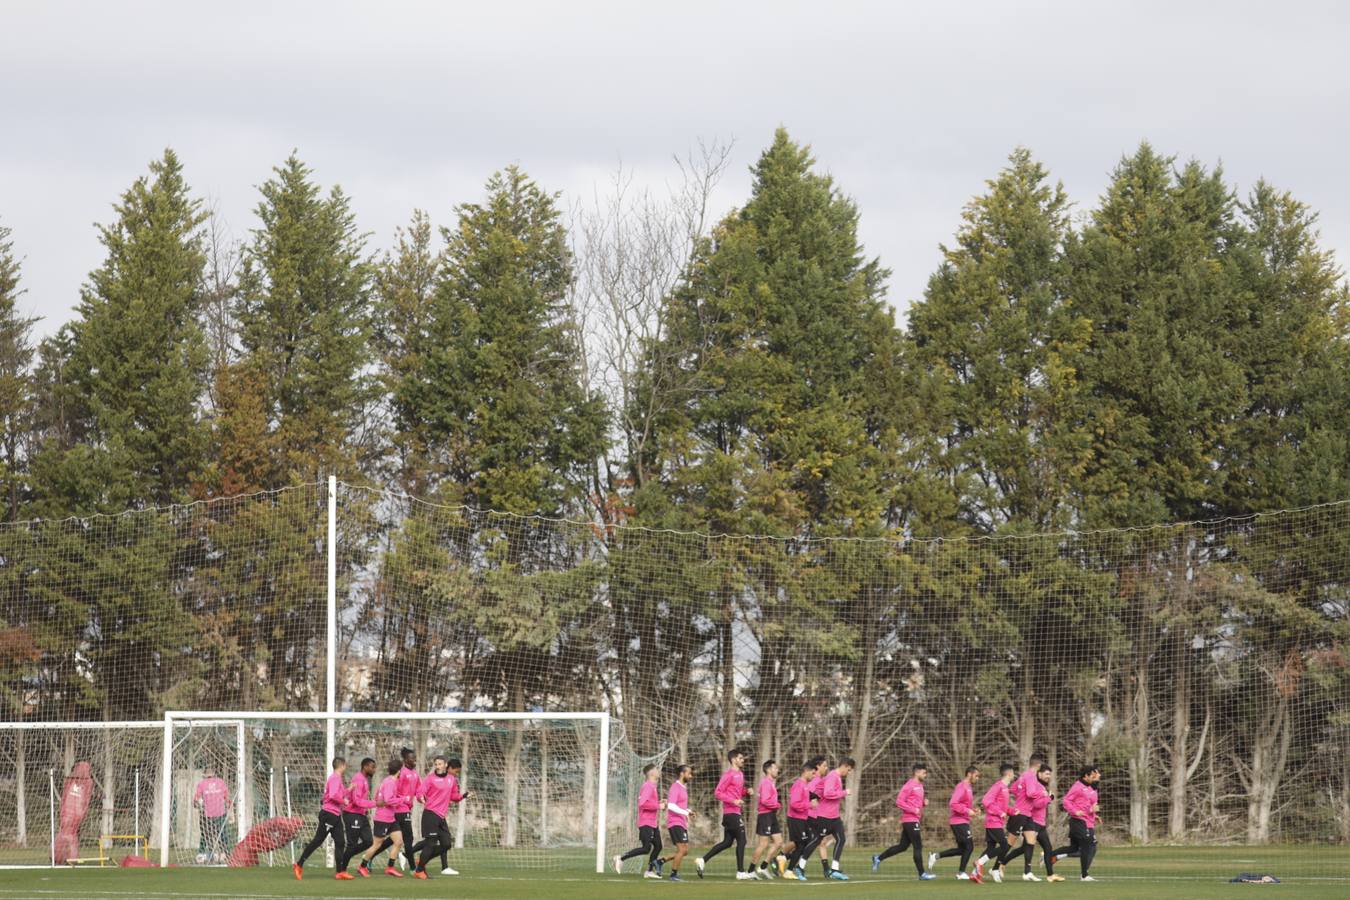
xmin=325 ymin=474 xmax=337 ymax=868
xmin=235 ymin=722 xmax=247 ymax=840
xmin=595 ymin=714 xmax=609 ymax=874
xmin=134 ymin=769 xmax=140 ymax=845
xmin=159 ymin=716 xmax=173 ymax=867
xmin=268 ymin=768 xmax=276 ymax=867
xmin=48 ymin=769 xmax=55 ymax=867
xmin=284 ymin=766 xmax=295 ymax=864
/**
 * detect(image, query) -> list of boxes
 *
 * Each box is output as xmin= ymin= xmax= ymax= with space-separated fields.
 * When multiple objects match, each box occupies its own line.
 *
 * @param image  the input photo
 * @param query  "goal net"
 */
xmin=160 ymin=712 xmax=618 ymax=872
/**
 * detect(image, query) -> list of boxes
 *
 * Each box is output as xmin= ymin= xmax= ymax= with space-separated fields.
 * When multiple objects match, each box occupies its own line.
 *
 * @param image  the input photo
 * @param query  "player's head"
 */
xmin=727 ymin=748 xmax=746 ymax=768
xmin=387 ymin=758 xmax=402 ymax=776
xmin=814 ymin=756 xmax=830 ymax=776
xmin=432 ymin=755 xmax=448 ymax=775
xmin=1080 ymin=763 xmax=1101 ymax=783
xmin=332 ymin=756 xmax=346 ymax=771
xmin=203 ymin=766 xmax=215 ymax=778
xmin=676 ymin=763 xmax=693 ymax=783
xmin=360 ymin=757 xmax=376 ymax=776
xmin=1038 ymin=764 xmax=1053 ymax=783
xmin=965 ymin=765 xmax=980 ymax=783
xmin=837 ymin=756 xmax=856 ymax=776
xmin=1000 ymin=763 xmax=1015 ymax=782
xmin=400 ymin=747 xmax=416 ymax=767
xmin=1028 ymin=752 xmax=1046 ymax=768
xmin=800 ymin=761 xmax=816 ymax=777
xmin=910 ymin=762 xmax=926 ymax=781
xmin=643 ymin=763 xmax=659 ymax=782
xmin=762 ymin=759 xmax=779 ymax=778
xmin=447 ymin=757 xmax=463 ymax=775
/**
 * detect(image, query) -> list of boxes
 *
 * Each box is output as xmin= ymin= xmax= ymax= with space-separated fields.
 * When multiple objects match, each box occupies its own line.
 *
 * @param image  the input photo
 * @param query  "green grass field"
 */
xmin=1 ymin=847 xmax=1346 ymax=900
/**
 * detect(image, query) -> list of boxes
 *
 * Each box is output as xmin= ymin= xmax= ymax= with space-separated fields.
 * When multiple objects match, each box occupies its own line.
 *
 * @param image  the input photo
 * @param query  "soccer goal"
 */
xmin=159 ymin=710 xmax=613 ymax=872
xmin=0 ymin=721 xmax=164 ymax=867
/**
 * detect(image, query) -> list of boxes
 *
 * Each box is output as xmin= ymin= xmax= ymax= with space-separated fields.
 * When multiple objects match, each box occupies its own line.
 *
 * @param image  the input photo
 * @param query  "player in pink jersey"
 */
xmin=358 ymin=758 xmax=407 ymax=878
xmin=995 ymin=752 xmax=1045 ymax=880
xmin=294 ymin=757 xmax=350 ymax=880
xmin=805 ymin=756 xmax=832 ymax=877
xmin=411 ymin=756 xmax=470 ymax=879
xmin=1049 ymin=763 xmax=1101 ymax=881
xmin=973 ymin=763 xmax=1015 ymax=883
xmin=385 ymin=747 xmax=419 ymax=870
xmin=694 ymin=748 xmax=754 ymax=880
xmin=614 ymin=763 xmax=666 ymax=878
xmin=812 ymin=757 xmax=853 ymax=881
xmin=783 ymin=758 xmax=824 ymax=880
xmin=999 ymin=761 xmax=1051 ymax=882
xmin=872 ymin=762 xmax=933 ymax=880
xmin=192 ymin=767 xmax=231 ymax=863
xmin=657 ymin=763 xmax=695 ymax=881
xmin=337 ymin=757 xmax=377 ymax=875
xmin=1028 ymin=764 xmax=1065 ymax=882
xmin=749 ymin=759 xmax=784 ymax=879
xmin=927 ymin=765 xmax=980 ymax=879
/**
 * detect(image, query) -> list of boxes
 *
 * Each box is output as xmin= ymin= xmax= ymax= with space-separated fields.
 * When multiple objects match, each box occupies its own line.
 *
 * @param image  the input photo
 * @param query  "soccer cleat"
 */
xmin=992 ymin=867 xmax=1003 ymax=883
xmin=1080 ymin=875 xmax=1096 ymax=882
xmin=670 ymin=873 xmax=685 ymax=882
xmin=292 ymin=863 xmax=303 ymax=881
xmin=654 ymin=858 xmax=665 ymax=875
xmin=974 ymin=861 xmax=984 ymax=880
xmin=777 ymin=855 xmax=787 ymax=878
xmin=613 ymin=854 xmax=623 ymax=874
xmin=828 ymin=870 xmax=850 ymax=881
xmin=872 ymin=853 xmax=881 ymax=873
xmin=1023 ymin=871 xmax=1041 ymax=882
xmin=335 ymin=871 xmax=355 ymax=880
xmin=384 ymin=865 xmax=403 ymax=878
xmin=695 ymin=857 xmax=705 ymax=879
xmin=928 ymin=851 xmax=939 ymax=872
xmin=956 ymin=871 xmax=970 ymax=880
xmin=1047 ymin=874 xmax=1066 ymax=882
xmin=644 ymin=870 xmax=661 ymax=879
xmin=970 ymin=868 xmax=984 ymax=884
xmin=795 ymin=865 xmax=808 ymax=881
xmin=919 ymin=872 xmax=937 ymax=881
xmin=357 ymin=864 xmax=370 ymax=877
xmin=442 ymin=866 xmax=459 ymax=875
xmin=413 ymin=869 xmax=428 ymax=880
xmin=754 ymin=867 xmax=768 ymax=880
xmin=736 ymin=871 xmax=757 ymax=880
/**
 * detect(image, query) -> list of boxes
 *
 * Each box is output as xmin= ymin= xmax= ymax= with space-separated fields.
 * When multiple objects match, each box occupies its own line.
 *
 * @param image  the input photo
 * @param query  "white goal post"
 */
xmin=159 ymin=710 xmax=611 ymax=872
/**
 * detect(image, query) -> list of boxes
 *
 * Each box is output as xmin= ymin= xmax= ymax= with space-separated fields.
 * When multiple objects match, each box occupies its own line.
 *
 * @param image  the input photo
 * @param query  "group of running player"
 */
xmin=292 ymin=747 xmax=470 ymax=882
xmin=615 ymin=749 xmax=1102 ymax=883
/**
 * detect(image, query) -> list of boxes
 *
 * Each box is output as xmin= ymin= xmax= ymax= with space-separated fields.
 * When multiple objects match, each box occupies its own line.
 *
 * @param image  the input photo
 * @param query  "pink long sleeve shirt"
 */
xmin=714 ymin=768 xmax=746 ymax=815
xmin=895 ymin=777 xmax=924 ymax=824
xmin=787 ymin=778 xmax=812 ymax=820
xmin=193 ymin=777 xmax=230 ymax=818
xmin=637 ymin=781 xmax=661 ymax=828
xmin=394 ymin=765 xmax=419 ymax=814
xmin=807 ymin=776 xmax=824 ymax=817
xmin=1062 ymin=780 xmax=1098 ymax=828
xmin=418 ymin=771 xmax=464 ymax=819
xmin=981 ymin=781 xmax=1010 ymax=830
xmin=948 ymin=781 xmax=974 ymax=826
xmin=816 ymin=769 xmax=847 ymax=819
xmin=757 ymin=776 xmax=780 ymax=815
xmin=1010 ymin=767 xmax=1038 ymax=816
xmin=666 ymin=780 xmax=690 ymax=829
xmin=320 ymin=772 xmax=348 ymax=816
xmin=1026 ymin=779 xmax=1050 ymax=827
xmin=372 ymin=776 xmax=400 ymax=824
xmin=343 ymin=772 xmax=377 ymax=815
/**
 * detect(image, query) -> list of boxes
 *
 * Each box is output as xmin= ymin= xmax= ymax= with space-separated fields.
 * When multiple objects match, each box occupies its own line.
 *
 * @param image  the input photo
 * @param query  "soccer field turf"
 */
xmin=1 ymin=847 xmax=1346 ymax=900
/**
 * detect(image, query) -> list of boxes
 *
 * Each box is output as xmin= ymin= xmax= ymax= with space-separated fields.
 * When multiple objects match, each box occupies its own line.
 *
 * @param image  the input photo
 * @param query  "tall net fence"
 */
xmin=2 ymin=480 xmax=1348 ymax=876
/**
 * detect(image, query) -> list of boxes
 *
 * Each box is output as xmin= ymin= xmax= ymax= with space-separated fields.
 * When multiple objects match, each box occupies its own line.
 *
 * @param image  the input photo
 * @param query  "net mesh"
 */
xmin=1 ymin=481 xmax=1347 ymax=878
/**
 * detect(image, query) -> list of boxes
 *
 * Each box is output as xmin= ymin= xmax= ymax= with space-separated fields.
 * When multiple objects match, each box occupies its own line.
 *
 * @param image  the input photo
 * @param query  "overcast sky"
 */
xmin=2 ymin=0 xmax=1347 ymax=339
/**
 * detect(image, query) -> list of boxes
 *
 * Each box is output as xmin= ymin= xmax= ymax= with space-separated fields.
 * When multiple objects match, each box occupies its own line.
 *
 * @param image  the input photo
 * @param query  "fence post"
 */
xmin=325 ymin=475 xmax=337 ymax=867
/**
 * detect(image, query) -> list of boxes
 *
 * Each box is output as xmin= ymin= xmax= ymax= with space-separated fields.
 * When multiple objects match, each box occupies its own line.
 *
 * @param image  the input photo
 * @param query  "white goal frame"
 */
xmin=158 ymin=709 xmax=611 ymax=872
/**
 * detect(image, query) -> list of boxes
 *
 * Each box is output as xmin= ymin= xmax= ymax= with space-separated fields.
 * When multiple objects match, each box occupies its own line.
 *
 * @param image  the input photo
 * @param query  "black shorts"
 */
xmin=755 ymin=812 xmax=781 ymax=836
xmin=720 ymin=812 xmax=744 ymax=835
xmin=668 ymin=825 xmax=689 ymax=845
xmin=949 ymin=823 xmax=972 ymax=844
xmin=807 ymin=817 xmax=821 ymax=839
xmin=421 ymin=809 xmax=447 ymax=837
xmin=1006 ymin=814 xmax=1029 ymax=835
xmin=816 ymin=816 xmax=843 ymax=838
xmin=393 ymin=811 xmax=411 ymax=826
xmin=343 ymin=811 xmax=371 ymax=841
xmin=787 ymin=817 xmax=810 ymax=845
xmin=373 ymin=820 xmax=397 ymax=838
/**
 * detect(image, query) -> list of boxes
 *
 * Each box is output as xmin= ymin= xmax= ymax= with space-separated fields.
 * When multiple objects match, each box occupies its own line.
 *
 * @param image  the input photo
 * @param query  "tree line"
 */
xmin=0 ymin=131 xmax=1347 ymax=846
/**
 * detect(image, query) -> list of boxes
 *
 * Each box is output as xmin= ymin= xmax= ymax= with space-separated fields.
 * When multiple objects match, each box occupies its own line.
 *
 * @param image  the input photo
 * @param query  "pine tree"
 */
xmin=235 ymin=153 xmax=374 ymax=485
xmin=0 ymin=222 xmax=39 ymax=520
